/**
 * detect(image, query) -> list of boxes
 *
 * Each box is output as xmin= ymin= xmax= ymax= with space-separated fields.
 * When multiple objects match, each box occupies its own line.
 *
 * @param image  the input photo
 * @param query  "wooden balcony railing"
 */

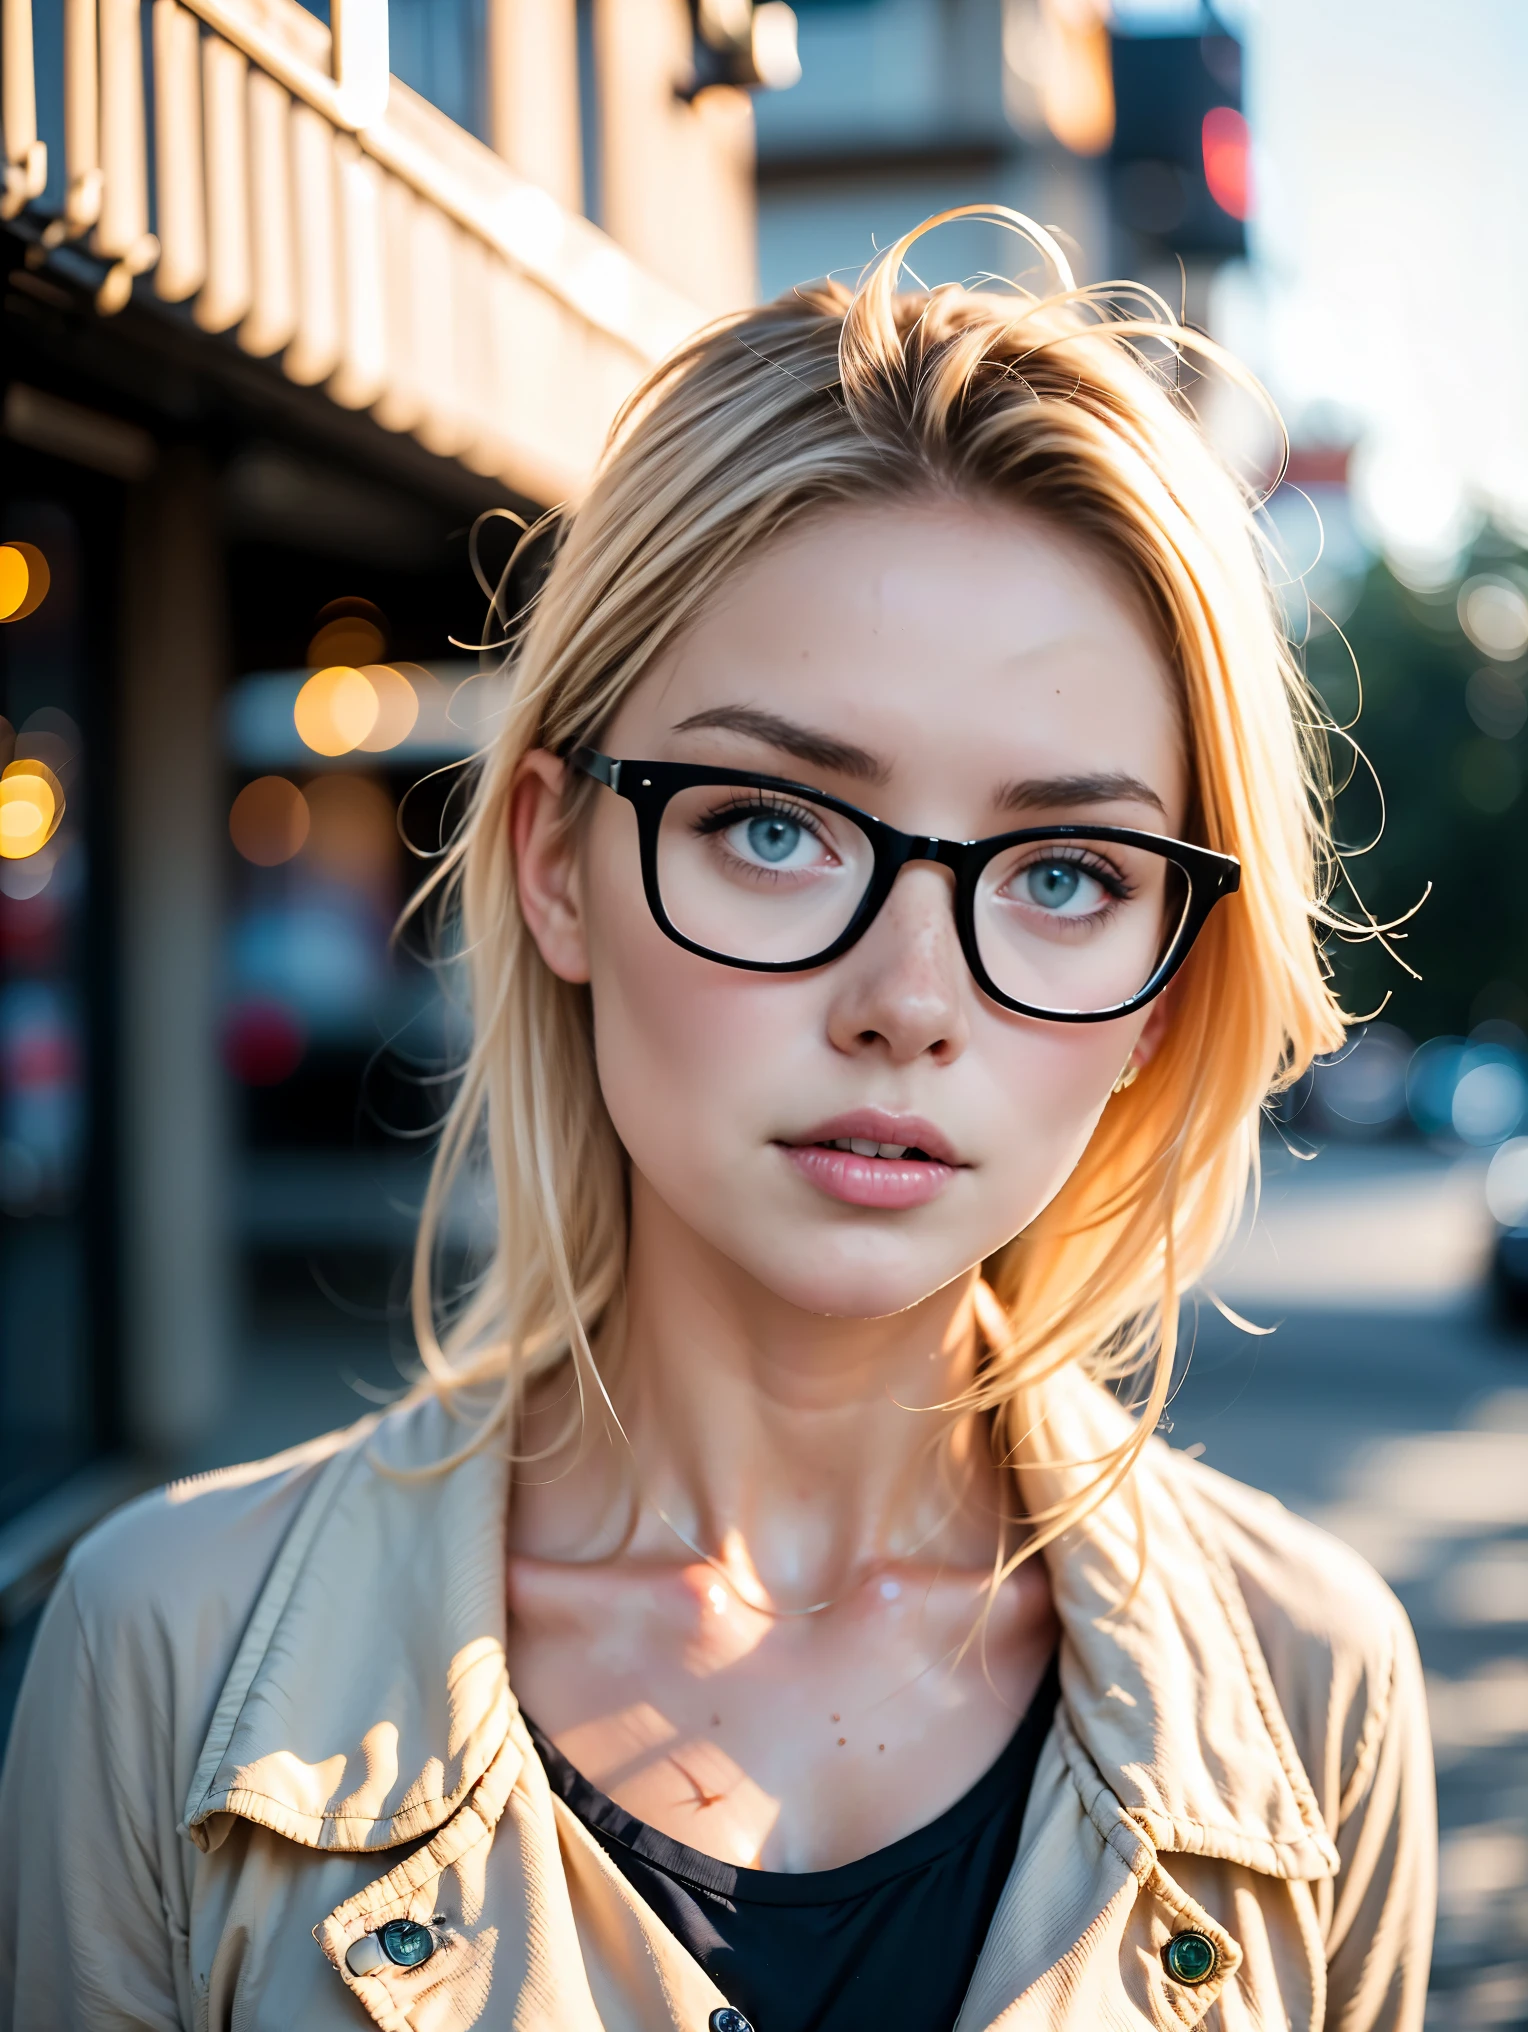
xmin=0 ymin=0 xmax=705 ymax=502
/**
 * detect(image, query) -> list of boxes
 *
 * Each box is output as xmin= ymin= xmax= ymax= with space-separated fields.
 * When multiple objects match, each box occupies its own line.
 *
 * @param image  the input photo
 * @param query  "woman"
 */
xmin=0 ymin=211 xmax=1433 ymax=2031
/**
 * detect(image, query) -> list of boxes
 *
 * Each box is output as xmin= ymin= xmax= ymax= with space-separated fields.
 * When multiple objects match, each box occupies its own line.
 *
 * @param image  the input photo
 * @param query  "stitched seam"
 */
xmin=180 ymin=1432 xmax=375 ymax=1833
xmin=219 ymin=1725 xmax=521 ymax=1862
xmin=317 ymin=1811 xmax=490 ymax=1956
xmin=547 ymin=1796 xmax=732 ymax=2019
xmin=1055 ymin=1712 xmax=1158 ymax=1884
xmin=1337 ymin=1624 xmax=1397 ymax=1827
xmin=1057 ymin=1678 xmax=1330 ymax=1881
xmin=1169 ymin=1465 xmax=1335 ymax=1852
xmin=1137 ymin=1807 xmax=1318 ymax=1852
xmin=196 ymin=1790 xmax=469 ymax=1853
xmin=1146 ymin=1863 xmax=1240 ymax=1946
xmin=61 ymin=1580 xmax=184 ymax=1987
xmin=197 ymin=1686 xmax=516 ymax=1845
xmin=1132 ymin=1808 xmax=1333 ymax=1878
xmin=319 ymin=1734 xmax=523 ymax=1939
xmin=212 ymin=1793 xmax=468 ymax=1824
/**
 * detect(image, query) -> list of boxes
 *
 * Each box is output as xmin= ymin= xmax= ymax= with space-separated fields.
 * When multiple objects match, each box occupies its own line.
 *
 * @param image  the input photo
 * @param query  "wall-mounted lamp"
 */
xmin=679 ymin=0 xmax=801 ymax=101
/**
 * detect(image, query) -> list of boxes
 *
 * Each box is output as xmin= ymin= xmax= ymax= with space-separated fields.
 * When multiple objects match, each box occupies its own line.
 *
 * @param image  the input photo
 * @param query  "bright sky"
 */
xmin=1121 ymin=0 xmax=1528 ymax=575
xmin=1251 ymin=1 xmax=1528 ymax=570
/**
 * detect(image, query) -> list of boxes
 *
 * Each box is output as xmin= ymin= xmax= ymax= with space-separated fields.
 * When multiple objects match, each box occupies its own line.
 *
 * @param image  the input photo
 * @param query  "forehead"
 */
xmin=615 ymin=497 xmax=1186 ymax=822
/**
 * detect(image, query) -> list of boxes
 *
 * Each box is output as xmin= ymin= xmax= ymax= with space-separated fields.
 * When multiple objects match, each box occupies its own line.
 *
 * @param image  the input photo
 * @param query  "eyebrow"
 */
xmin=669 ymin=705 xmax=1167 ymax=820
xmin=994 ymin=771 xmax=1168 ymax=819
xmin=670 ymin=706 xmax=890 ymax=785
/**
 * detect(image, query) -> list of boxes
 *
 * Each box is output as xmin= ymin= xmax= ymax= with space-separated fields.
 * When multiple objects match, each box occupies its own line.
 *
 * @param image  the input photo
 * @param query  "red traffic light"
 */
xmin=1202 ymin=106 xmax=1251 ymax=222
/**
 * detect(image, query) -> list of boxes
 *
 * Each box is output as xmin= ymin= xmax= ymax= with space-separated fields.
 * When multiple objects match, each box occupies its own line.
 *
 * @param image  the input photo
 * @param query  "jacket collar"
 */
xmin=183 ymin=1394 xmax=516 ymax=1854
xmin=183 ymin=1375 xmax=1337 ymax=1880
xmin=1023 ymin=1365 xmax=1337 ymax=1880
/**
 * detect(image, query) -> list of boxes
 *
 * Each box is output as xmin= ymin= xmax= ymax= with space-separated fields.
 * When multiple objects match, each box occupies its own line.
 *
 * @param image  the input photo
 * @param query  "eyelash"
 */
xmin=1011 ymin=846 xmax=1133 ymax=901
xmin=692 ymin=794 xmax=825 ymax=840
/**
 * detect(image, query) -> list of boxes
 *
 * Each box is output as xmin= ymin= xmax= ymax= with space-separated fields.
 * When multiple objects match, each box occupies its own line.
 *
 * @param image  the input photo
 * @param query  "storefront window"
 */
xmin=223 ymin=545 xmax=491 ymax=1417
xmin=0 ymin=499 xmax=110 ymax=1525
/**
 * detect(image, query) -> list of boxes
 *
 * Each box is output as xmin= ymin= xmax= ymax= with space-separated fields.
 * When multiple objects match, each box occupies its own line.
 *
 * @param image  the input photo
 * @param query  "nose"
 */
xmin=823 ymin=862 xmax=970 ymax=1065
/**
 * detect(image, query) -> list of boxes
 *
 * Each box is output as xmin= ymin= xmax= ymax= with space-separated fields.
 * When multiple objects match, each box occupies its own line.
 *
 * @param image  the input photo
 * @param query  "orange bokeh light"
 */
xmin=230 ymin=775 xmax=311 ymax=865
xmin=307 ymin=614 xmax=387 ymax=669
xmin=0 ymin=757 xmax=63 ymax=859
xmin=0 ymin=542 xmax=51 ymax=623
xmin=303 ymin=772 xmax=397 ymax=900
xmin=294 ymin=665 xmax=381 ymax=756
xmin=357 ymin=663 xmax=420 ymax=752
xmin=305 ymin=596 xmax=389 ymax=671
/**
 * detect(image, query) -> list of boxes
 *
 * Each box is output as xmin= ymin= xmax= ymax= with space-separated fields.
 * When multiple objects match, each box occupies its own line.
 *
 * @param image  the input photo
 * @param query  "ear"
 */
xmin=1131 ymin=986 xmax=1175 ymax=1069
xmin=511 ymin=750 xmax=591 ymax=984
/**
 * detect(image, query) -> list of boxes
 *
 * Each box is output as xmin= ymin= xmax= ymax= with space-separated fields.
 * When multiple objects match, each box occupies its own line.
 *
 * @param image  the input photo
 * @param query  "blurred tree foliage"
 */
xmin=1305 ymin=535 xmax=1528 ymax=1043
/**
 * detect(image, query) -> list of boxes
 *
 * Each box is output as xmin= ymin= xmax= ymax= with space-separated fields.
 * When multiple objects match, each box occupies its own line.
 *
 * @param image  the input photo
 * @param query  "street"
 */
xmin=1181 ymin=1142 xmax=1528 ymax=2029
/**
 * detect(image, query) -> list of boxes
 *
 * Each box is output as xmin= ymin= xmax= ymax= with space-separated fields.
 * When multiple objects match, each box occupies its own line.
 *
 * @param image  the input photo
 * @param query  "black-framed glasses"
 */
xmin=568 ymin=748 xmax=1240 ymax=1023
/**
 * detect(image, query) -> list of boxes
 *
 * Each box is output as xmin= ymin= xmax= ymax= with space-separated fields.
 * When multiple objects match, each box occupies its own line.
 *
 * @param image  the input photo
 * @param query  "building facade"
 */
xmin=754 ymin=0 xmax=1244 ymax=317
xmin=0 ymin=0 xmax=786 ymax=1658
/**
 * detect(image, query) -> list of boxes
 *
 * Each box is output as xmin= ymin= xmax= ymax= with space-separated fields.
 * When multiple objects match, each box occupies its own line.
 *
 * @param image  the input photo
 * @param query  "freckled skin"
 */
xmin=508 ymin=500 xmax=1184 ymax=1872
xmin=509 ymin=1551 xmax=1048 ymax=1870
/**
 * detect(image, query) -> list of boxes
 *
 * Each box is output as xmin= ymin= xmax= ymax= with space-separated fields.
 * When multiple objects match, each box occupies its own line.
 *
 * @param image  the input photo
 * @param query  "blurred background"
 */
xmin=1 ymin=0 xmax=1526 ymax=2022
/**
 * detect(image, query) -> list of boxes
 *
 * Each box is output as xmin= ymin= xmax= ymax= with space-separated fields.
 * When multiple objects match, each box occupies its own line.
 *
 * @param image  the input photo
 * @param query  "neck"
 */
xmin=564 ymin=1178 xmax=1003 ymax=1610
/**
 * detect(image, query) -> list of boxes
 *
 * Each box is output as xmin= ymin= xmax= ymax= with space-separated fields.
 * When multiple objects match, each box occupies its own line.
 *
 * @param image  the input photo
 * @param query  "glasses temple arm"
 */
xmin=567 ymin=746 xmax=620 ymax=790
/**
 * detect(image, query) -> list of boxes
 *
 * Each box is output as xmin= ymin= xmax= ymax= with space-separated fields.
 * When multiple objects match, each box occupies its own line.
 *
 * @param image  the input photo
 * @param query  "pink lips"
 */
xmin=779 ymin=1109 xmax=961 ymax=1210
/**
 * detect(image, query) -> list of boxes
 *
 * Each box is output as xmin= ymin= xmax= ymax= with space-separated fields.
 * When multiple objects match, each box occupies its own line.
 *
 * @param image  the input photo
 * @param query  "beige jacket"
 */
xmin=0 ymin=1373 xmax=1434 ymax=2032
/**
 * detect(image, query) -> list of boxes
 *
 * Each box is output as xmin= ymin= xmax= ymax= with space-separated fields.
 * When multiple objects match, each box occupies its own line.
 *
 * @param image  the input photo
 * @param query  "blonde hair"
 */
xmin=406 ymin=208 xmax=1348 ymax=1552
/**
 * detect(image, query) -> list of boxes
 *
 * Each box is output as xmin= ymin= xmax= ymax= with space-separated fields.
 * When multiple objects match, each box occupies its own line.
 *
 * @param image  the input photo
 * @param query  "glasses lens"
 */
xmin=656 ymin=782 xmax=875 ymax=964
xmin=973 ymin=834 xmax=1190 ymax=1015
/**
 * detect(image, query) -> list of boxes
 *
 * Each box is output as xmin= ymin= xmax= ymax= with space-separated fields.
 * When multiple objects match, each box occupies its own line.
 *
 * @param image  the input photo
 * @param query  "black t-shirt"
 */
xmin=525 ymin=1654 xmax=1060 ymax=2032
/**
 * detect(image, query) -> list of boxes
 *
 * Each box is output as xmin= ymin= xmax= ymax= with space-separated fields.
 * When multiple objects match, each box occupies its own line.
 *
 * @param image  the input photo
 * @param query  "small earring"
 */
xmin=1111 ymin=1060 xmax=1140 ymax=1095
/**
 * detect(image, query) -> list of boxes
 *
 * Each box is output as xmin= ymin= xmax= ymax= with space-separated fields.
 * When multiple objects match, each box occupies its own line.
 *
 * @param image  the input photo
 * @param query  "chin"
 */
xmin=728 ymin=1231 xmax=968 ymax=1322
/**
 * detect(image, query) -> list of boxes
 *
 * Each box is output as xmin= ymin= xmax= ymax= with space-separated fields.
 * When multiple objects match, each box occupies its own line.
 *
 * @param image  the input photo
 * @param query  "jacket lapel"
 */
xmin=179 ymin=1374 xmax=1338 ymax=2030
xmin=307 ymin=1713 xmax=727 ymax=2032
xmin=1017 ymin=1367 xmax=1339 ymax=1879
xmin=955 ymin=1716 xmax=1246 ymax=2031
xmin=183 ymin=1395 xmax=514 ymax=1859
xmin=952 ymin=1368 xmax=1338 ymax=2029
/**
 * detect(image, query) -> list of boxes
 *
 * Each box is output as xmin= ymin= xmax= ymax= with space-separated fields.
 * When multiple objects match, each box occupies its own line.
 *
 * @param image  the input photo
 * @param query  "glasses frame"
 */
xmin=567 ymin=747 xmax=1241 ymax=1024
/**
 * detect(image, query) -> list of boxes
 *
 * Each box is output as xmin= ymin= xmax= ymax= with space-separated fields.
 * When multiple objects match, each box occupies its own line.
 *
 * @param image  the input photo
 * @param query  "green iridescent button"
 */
xmin=1163 ymin=1931 xmax=1218 ymax=1985
xmin=378 ymin=1919 xmax=435 ymax=1969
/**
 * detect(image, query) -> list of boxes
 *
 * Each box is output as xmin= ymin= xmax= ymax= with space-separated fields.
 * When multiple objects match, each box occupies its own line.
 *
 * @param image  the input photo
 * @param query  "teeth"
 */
xmin=877 ymin=1143 xmax=907 ymax=1159
xmin=825 ymin=1137 xmax=912 ymax=1159
xmin=849 ymin=1138 xmax=879 ymax=1156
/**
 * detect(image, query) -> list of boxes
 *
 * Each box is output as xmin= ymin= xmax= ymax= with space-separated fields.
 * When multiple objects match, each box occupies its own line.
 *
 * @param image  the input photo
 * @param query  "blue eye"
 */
xmin=746 ymin=814 xmax=803 ymax=864
xmin=1026 ymin=862 xmax=1082 ymax=910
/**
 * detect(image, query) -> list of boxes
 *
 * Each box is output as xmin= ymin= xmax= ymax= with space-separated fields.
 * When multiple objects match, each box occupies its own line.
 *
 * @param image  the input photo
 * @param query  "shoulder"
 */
xmin=1170 ymin=1449 xmax=1410 ymax=1669
xmin=59 ymin=1384 xmax=503 ymax=1639
xmin=3 ymin=1388 xmax=507 ymax=1937
xmin=62 ymin=1419 xmax=372 ymax=1658
xmin=1 ymin=1413 xmax=383 ymax=1915
xmin=56 ymin=1383 xmax=508 ymax=1711
xmin=48 ymin=1418 xmax=380 ymax=1768
xmin=1164 ymin=1449 xmax=1422 ymax=1826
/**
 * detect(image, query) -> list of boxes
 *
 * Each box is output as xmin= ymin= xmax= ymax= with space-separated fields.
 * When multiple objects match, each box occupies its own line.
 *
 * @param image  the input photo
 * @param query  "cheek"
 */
xmin=581 ymin=857 xmax=809 ymax=1169
xmin=973 ymin=1009 xmax=1140 ymax=1164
